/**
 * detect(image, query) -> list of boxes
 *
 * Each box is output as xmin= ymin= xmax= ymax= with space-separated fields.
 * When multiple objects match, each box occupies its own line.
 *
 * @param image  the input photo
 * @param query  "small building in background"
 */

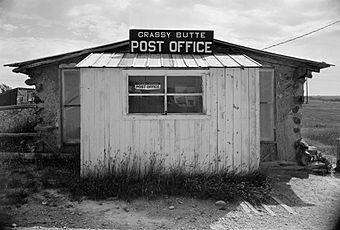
xmin=0 ymin=88 xmax=35 ymax=106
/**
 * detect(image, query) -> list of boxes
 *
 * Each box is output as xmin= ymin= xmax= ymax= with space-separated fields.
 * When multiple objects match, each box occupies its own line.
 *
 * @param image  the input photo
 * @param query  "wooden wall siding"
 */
xmin=80 ymin=68 xmax=259 ymax=176
xmin=216 ymin=68 xmax=260 ymax=173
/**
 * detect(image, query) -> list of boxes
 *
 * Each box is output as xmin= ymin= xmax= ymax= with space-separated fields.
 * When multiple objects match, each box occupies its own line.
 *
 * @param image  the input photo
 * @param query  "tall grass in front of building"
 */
xmin=0 ymin=153 xmax=272 ymax=210
xmin=70 ymin=168 xmax=272 ymax=203
xmin=69 ymin=151 xmax=272 ymax=203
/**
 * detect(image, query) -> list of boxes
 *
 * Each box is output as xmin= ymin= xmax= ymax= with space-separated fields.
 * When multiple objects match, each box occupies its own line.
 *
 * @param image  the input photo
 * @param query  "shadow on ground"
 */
xmin=260 ymin=161 xmax=316 ymax=207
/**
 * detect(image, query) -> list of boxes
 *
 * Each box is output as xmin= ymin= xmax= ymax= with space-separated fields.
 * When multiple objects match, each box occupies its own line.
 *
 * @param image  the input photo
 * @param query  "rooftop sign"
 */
xmin=129 ymin=29 xmax=214 ymax=54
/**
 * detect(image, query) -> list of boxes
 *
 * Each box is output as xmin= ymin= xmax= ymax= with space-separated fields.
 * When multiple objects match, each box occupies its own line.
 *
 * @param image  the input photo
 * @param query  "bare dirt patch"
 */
xmin=1 ymin=159 xmax=340 ymax=230
xmin=212 ymin=172 xmax=340 ymax=230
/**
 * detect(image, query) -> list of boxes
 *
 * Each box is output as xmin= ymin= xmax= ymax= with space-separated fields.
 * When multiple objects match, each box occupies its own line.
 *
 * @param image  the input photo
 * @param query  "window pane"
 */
xmin=129 ymin=76 xmax=164 ymax=94
xmin=64 ymin=106 xmax=80 ymax=142
xmin=260 ymin=70 xmax=274 ymax=103
xmin=63 ymin=70 xmax=80 ymax=105
xmin=167 ymin=76 xmax=202 ymax=93
xmin=167 ymin=96 xmax=202 ymax=113
xmin=129 ymin=96 xmax=164 ymax=113
xmin=260 ymin=69 xmax=275 ymax=141
xmin=260 ymin=103 xmax=274 ymax=141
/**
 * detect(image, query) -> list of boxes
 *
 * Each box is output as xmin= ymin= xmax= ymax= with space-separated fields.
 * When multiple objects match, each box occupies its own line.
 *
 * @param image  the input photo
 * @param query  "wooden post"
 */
xmin=305 ymin=78 xmax=309 ymax=104
xmin=337 ymin=138 xmax=340 ymax=159
xmin=337 ymin=138 xmax=340 ymax=171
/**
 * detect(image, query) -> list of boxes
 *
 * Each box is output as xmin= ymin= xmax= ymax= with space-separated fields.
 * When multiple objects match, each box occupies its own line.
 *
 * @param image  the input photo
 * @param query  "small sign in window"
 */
xmin=135 ymin=84 xmax=161 ymax=90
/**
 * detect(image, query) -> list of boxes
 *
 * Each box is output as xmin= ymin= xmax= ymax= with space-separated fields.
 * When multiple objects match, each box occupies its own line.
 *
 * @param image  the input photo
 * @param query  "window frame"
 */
xmin=124 ymin=70 xmax=210 ymax=120
xmin=259 ymin=68 xmax=276 ymax=142
xmin=61 ymin=68 xmax=81 ymax=144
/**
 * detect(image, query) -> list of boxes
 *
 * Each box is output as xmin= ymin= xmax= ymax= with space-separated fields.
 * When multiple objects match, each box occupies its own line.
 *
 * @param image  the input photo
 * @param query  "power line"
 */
xmin=262 ymin=20 xmax=340 ymax=50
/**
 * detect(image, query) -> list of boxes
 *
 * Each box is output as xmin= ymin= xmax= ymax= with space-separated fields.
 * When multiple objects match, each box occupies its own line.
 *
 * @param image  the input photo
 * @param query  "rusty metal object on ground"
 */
xmin=294 ymin=138 xmax=335 ymax=174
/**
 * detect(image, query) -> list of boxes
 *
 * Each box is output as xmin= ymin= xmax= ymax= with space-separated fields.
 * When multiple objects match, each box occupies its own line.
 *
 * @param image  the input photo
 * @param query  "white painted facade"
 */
xmin=80 ymin=68 xmax=260 ymax=176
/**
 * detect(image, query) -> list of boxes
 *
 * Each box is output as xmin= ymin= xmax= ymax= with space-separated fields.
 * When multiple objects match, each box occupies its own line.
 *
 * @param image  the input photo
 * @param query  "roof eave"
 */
xmin=4 ymin=40 xmax=130 ymax=72
xmin=214 ymin=39 xmax=333 ymax=71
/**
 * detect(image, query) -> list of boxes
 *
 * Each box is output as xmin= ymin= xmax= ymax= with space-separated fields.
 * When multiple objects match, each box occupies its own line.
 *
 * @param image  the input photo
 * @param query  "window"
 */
xmin=128 ymin=75 xmax=203 ymax=114
xmin=259 ymin=69 xmax=275 ymax=141
xmin=62 ymin=69 xmax=80 ymax=143
xmin=27 ymin=91 xmax=34 ymax=103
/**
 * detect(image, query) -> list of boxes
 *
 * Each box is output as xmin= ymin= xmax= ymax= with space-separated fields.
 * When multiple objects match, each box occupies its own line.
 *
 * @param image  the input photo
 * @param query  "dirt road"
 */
xmin=212 ymin=173 xmax=340 ymax=230
xmin=2 ymin=170 xmax=340 ymax=230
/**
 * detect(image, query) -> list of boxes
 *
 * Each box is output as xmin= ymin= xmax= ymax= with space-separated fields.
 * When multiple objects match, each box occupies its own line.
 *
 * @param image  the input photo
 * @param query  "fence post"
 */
xmin=337 ymin=138 xmax=340 ymax=171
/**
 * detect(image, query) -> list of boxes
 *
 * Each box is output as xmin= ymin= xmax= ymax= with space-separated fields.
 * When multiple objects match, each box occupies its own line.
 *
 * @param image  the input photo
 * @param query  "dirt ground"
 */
xmin=1 ymin=166 xmax=340 ymax=230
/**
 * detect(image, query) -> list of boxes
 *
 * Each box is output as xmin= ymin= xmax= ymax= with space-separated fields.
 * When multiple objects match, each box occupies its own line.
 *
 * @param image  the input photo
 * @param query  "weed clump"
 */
xmin=0 ymin=157 xmax=272 ymax=206
xmin=68 ymin=169 xmax=272 ymax=203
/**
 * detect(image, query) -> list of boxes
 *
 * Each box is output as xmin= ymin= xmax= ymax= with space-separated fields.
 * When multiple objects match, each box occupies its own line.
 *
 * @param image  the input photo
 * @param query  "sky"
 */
xmin=0 ymin=0 xmax=339 ymax=95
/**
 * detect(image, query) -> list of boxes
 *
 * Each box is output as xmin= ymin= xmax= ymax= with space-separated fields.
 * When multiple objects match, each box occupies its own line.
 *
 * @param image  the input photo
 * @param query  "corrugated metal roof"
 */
xmin=76 ymin=53 xmax=262 ymax=68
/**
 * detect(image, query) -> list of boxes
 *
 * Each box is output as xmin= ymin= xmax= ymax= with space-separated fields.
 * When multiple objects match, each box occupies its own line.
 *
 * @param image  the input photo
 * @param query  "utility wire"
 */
xmin=262 ymin=20 xmax=340 ymax=50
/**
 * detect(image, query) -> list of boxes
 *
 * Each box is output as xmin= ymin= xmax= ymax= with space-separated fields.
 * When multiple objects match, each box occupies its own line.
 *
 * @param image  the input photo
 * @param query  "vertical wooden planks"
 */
xmin=255 ymin=68 xmax=261 ymax=169
xmin=199 ymin=71 xmax=211 ymax=172
xmin=110 ymin=69 xmax=122 ymax=170
xmin=216 ymin=68 xmax=226 ymax=172
xmin=193 ymin=120 xmax=202 ymax=172
xmin=104 ymin=69 xmax=111 ymax=171
xmin=165 ymin=119 xmax=175 ymax=171
xmin=240 ymin=69 xmax=250 ymax=172
xmin=91 ymin=70 xmax=98 ymax=166
xmin=158 ymin=120 xmax=165 ymax=166
xmin=84 ymin=69 xmax=110 ymax=172
xmin=233 ymin=68 xmax=242 ymax=172
xmin=81 ymin=69 xmax=98 ymax=170
xmin=177 ymin=120 xmax=187 ymax=171
xmin=200 ymin=119 xmax=211 ymax=172
xmin=139 ymin=120 xmax=148 ymax=171
xmin=96 ymin=70 xmax=104 ymax=168
xmin=209 ymin=69 xmax=219 ymax=173
xmin=249 ymin=68 xmax=258 ymax=170
xmin=225 ymin=69 xmax=234 ymax=172
xmin=98 ymin=70 xmax=107 ymax=169
xmin=94 ymin=70 xmax=102 ymax=170
xmin=80 ymin=69 xmax=84 ymax=174
xmin=135 ymin=120 xmax=141 ymax=161
xmin=88 ymin=69 xmax=96 ymax=167
xmin=181 ymin=120 xmax=195 ymax=172
xmin=80 ymin=69 xmax=91 ymax=174
xmin=79 ymin=69 xmax=85 ymax=173
xmin=93 ymin=70 xmax=98 ymax=167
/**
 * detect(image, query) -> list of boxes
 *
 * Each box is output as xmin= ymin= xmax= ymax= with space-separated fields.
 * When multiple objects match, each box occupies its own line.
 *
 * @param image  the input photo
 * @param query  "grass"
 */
xmin=308 ymin=96 xmax=340 ymax=102
xmin=0 ymin=157 xmax=77 ymax=205
xmin=0 ymin=157 xmax=272 ymax=208
xmin=70 ymin=169 xmax=272 ymax=203
xmin=0 ymin=136 xmax=39 ymax=152
xmin=301 ymin=96 xmax=340 ymax=155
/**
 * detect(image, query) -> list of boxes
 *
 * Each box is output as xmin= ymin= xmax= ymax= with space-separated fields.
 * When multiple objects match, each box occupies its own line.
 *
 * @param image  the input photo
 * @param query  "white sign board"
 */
xmin=135 ymin=84 xmax=161 ymax=90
